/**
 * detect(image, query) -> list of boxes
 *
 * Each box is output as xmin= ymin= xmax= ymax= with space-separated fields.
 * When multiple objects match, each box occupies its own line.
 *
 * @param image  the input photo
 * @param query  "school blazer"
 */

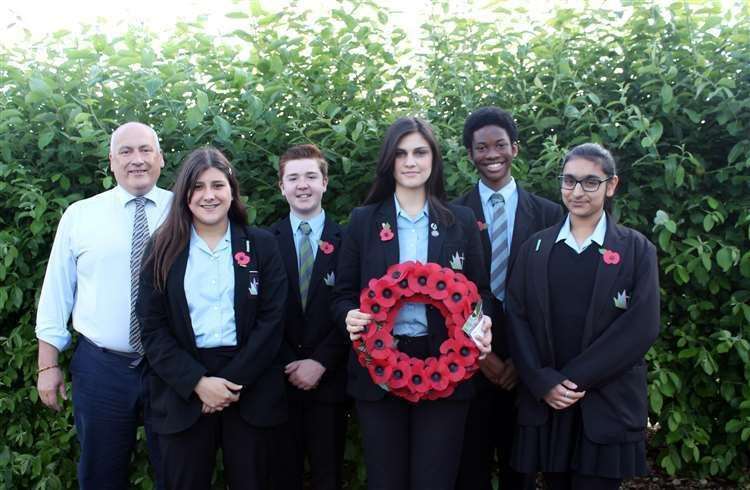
xmin=453 ymin=183 xmax=563 ymax=358
xmin=137 ymin=222 xmax=288 ymax=435
xmin=506 ymin=215 xmax=660 ymax=444
xmin=270 ymin=216 xmax=349 ymax=403
xmin=331 ymin=198 xmax=494 ymax=401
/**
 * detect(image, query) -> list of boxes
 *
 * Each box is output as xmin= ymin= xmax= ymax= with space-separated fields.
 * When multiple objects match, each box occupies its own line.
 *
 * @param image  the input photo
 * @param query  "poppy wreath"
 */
xmin=354 ymin=260 xmax=482 ymax=403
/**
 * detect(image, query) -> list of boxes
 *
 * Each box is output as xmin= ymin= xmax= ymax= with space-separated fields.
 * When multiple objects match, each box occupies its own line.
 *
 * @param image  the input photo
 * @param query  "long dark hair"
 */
xmin=364 ymin=117 xmax=454 ymax=224
xmin=147 ymin=147 xmax=248 ymax=291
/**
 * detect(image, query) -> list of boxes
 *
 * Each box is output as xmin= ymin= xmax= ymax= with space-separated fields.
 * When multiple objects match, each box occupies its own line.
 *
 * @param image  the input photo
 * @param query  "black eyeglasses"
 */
xmin=558 ymin=174 xmax=612 ymax=192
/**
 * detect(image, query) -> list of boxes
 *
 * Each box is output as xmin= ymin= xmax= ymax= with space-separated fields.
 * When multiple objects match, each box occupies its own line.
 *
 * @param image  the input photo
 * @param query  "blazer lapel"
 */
xmin=582 ymin=216 xmax=627 ymax=347
xmin=231 ymin=222 xmax=251 ymax=343
xmin=510 ymin=186 xmax=533 ymax=271
xmin=531 ymin=224 xmax=563 ymax=360
xmin=306 ymin=217 xmax=340 ymax=304
xmin=426 ymin=204 xmax=446 ymax=264
xmin=467 ymin=184 xmax=492 ymax=262
xmin=276 ymin=218 xmax=302 ymax=307
xmin=375 ymin=198 xmax=399 ymax=269
xmin=167 ymin=246 xmax=197 ymax=350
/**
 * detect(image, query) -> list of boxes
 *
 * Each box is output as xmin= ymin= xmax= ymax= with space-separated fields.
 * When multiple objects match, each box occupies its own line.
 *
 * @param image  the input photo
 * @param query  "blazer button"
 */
xmin=297 ymin=344 xmax=303 ymax=349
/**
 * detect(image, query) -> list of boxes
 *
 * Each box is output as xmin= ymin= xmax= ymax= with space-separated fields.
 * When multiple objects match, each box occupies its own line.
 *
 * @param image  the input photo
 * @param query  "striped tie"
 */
xmin=489 ymin=193 xmax=508 ymax=301
xmin=129 ymin=197 xmax=149 ymax=355
xmin=298 ymin=221 xmax=314 ymax=310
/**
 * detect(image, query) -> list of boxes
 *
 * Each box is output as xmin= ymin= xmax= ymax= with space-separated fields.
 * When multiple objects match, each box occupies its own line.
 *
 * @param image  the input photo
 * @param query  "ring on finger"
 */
xmin=564 ymin=389 xmax=569 ymax=399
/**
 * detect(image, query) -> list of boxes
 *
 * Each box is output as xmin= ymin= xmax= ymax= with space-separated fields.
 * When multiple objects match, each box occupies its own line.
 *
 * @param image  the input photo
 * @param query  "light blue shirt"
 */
xmin=290 ymin=210 xmax=326 ymax=266
xmin=36 ymin=185 xmax=172 ymax=352
xmin=393 ymin=195 xmax=429 ymax=337
xmin=478 ymin=178 xmax=518 ymax=251
xmin=184 ymin=225 xmax=237 ymax=348
xmin=555 ymin=212 xmax=607 ymax=254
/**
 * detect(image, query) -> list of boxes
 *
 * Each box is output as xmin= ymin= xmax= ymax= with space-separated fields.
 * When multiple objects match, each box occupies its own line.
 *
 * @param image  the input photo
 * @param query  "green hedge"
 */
xmin=1 ymin=1 xmax=748 ymax=487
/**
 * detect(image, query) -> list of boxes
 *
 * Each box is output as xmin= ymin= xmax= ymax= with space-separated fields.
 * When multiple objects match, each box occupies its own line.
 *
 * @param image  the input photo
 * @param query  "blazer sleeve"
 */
xmin=560 ymin=238 xmax=660 ymax=389
xmin=137 ymin=243 xmax=207 ymax=401
xmin=506 ymin=238 xmax=566 ymax=400
xmin=331 ymin=211 xmax=363 ymax=335
xmin=216 ymin=229 xmax=288 ymax=386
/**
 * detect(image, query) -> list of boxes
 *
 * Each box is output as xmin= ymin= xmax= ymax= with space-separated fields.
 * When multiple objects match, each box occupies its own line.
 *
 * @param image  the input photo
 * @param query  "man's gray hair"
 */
xmin=110 ymin=122 xmax=161 ymax=153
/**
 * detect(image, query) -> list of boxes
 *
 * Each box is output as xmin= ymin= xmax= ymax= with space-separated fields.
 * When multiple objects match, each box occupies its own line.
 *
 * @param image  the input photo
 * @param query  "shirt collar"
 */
xmin=555 ymin=212 xmax=607 ymax=250
xmin=190 ymin=224 xmax=232 ymax=255
xmin=290 ymin=209 xmax=326 ymax=235
xmin=393 ymin=194 xmax=429 ymax=221
xmin=114 ymin=184 xmax=162 ymax=207
xmin=478 ymin=177 xmax=517 ymax=206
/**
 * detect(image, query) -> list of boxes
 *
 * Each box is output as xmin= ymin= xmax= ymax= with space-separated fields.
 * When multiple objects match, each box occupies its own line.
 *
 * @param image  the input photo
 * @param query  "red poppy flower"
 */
xmin=442 ymin=352 xmax=467 ymax=382
xmin=453 ymin=334 xmax=479 ymax=367
xmin=365 ymin=329 xmax=393 ymax=360
xmin=380 ymin=222 xmax=394 ymax=241
xmin=425 ymin=268 xmax=455 ymax=300
xmin=602 ymin=249 xmax=620 ymax=265
xmin=318 ymin=240 xmax=334 ymax=255
xmin=445 ymin=281 xmax=470 ymax=314
xmin=368 ymin=277 xmax=399 ymax=307
xmin=383 ymin=261 xmax=412 ymax=286
xmin=389 ymin=356 xmax=412 ymax=389
xmin=368 ymin=355 xmax=395 ymax=385
xmin=359 ymin=295 xmax=388 ymax=322
xmin=477 ymin=220 xmax=487 ymax=231
xmin=407 ymin=360 xmax=431 ymax=393
xmin=407 ymin=262 xmax=440 ymax=295
xmin=234 ymin=251 xmax=250 ymax=267
xmin=425 ymin=358 xmax=450 ymax=391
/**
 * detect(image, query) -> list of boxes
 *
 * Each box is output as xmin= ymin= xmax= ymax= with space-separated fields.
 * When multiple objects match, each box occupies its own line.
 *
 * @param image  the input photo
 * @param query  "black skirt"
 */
xmin=511 ymin=404 xmax=648 ymax=478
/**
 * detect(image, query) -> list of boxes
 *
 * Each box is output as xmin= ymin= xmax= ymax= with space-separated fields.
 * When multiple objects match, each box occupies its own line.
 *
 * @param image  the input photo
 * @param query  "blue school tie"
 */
xmin=298 ymin=221 xmax=314 ymax=310
xmin=129 ymin=197 xmax=149 ymax=355
xmin=490 ymin=193 xmax=508 ymax=301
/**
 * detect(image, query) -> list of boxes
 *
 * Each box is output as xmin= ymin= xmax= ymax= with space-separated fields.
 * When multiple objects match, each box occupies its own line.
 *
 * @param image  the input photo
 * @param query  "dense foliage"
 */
xmin=1 ymin=0 xmax=748 ymax=487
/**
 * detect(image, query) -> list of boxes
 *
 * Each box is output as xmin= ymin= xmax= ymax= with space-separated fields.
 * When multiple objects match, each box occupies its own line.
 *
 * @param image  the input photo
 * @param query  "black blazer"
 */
xmin=453 ymin=183 xmax=563 ymax=358
xmin=331 ymin=198 xmax=493 ymax=401
xmin=137 ymin=222 xmax=289 ymax=434
xmin=506 ymin=215 xmax=660 ymax=444
xmin=270 ymin=215 xmax=349 ymax=403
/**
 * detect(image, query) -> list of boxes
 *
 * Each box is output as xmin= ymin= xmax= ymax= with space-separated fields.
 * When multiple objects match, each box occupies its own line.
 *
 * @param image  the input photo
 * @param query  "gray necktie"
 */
xmin=129 ymin=197 xmax=149 ymax=355
xmin=489 ymin=193 xmax=508 ymax=301
xmin=298 ymin=221 xmax=314 ymax=310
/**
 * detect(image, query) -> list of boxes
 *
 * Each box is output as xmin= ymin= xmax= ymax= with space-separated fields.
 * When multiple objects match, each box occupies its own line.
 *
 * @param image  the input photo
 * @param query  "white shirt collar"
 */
xmin=290 ymin=209 xmax=326 ymax=234
xmin=393 ymin=194 xmax=429 ymax=220
xmin=555 ymin=212 xmax=607 ymax=254
xmin=114 ymin=184 xmax=163 ymax=207
xmin=478 ymin=177 xmax=517 ymax=206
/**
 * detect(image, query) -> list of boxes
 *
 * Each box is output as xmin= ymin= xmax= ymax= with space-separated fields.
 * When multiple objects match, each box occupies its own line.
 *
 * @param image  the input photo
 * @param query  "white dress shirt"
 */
xmin=478 ymin=177 xmax=518 ymax=251
xmin=555 ymin=212 xmax=607 ymax=254
xmin=36 ymin=185 xmax=173 ymax=352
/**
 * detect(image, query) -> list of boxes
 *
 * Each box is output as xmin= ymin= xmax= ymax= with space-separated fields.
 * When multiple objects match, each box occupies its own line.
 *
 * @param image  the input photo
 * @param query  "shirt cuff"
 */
xmin=36 ymin=327 xmax=72 ymax=352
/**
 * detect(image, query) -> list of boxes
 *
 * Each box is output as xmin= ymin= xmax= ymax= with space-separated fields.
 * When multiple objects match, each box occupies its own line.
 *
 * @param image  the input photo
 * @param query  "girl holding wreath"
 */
xmin=507 ymin=143 xmax=660 ymax=490
xmin=332 ymin=117 xmax=493 ymax=490
xmin=137 ymin=147 xmax=288 ymax=489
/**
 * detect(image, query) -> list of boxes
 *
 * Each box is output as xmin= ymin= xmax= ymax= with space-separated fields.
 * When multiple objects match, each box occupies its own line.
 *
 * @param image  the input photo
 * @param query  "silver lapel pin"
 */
xmin=430 ymin=222 xmax=439 ymax=237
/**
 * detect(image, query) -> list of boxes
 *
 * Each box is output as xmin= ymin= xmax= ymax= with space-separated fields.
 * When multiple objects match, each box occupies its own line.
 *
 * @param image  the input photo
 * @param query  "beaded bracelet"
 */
xmin=37 ymin=365 xmax=60 ymax=374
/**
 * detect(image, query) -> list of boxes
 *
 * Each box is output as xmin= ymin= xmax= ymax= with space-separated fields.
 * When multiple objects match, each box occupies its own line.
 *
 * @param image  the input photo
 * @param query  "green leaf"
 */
xmin=38 ymin=130 xmax=54 ymax=150
xmin=186 ymin=106 xmax=203 ymax=130
xmin=725 ymin=419 xmax=743 ymax=433
xmin=739 ymin=251 xmax=750 ymax=278
xmin=196 ymin=90 xmax=209 ymax=113
xmin=660 ymin=84 xmax=673 ymax=104
xmin=716 ymin=248 xmax=732 ymax=271
xmin=537 ymin=117 xmax=561 ymax=130
xmin=213 ymin=115 xmax=232 ymax=140
xmin=226 ymin=11 xmax=249 ymax=18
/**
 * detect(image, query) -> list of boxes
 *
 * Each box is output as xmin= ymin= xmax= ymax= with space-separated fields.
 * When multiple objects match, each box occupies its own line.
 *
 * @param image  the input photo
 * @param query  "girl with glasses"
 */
xmin=507 ymin=143 xmax=660 ymax=490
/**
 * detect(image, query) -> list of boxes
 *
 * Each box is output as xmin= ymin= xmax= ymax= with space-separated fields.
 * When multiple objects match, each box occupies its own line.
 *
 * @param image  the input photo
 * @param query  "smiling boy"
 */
xmin=269 ymin=144 xmax=348 ymax=490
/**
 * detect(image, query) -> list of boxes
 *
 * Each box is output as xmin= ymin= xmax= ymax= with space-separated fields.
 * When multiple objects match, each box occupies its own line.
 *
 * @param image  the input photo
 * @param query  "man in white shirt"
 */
xmin=35 ymin=122 xmax=172 ymax=489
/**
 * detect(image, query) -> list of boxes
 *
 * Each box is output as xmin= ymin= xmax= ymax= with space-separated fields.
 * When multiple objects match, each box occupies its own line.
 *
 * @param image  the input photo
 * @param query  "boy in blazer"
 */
xmin=270 ymin=144 xmax=349 ymax=490
xmin=453 ymin=107 xmax=563 ymax=490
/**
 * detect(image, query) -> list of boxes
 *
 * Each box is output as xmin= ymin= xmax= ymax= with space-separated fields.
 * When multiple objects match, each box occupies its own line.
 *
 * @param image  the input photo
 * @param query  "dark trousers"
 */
xmin=158 ymin=346 xmax=275 ymax=490
xmin=456 ymin=384 xmax=533 ymax=490
xmin=70 ymin=337 xmax=164 ymax=490
xmin=357 ymin=396 xmax=469 ymax=490
xmin=544 ymin=472 xmax=622 ymax=490
xmin=274 ymin=398 xmax=348 ymax=490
